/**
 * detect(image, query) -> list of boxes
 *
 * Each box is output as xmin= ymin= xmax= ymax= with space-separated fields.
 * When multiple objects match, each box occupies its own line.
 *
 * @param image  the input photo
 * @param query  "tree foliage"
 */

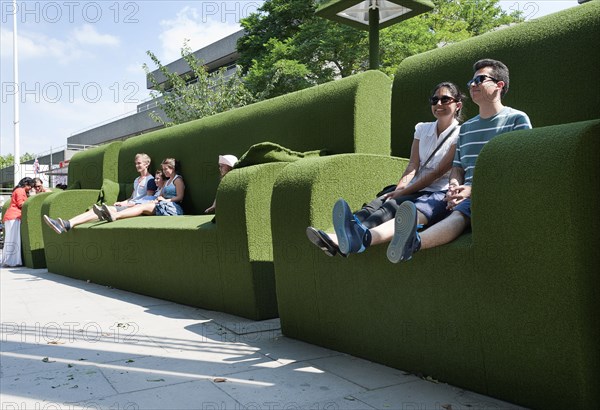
xmin=0 ymin=153 xmax=36 ymax=170
xmin=144 ymin=42 xmax=255 ymax=127
xmin=238 ymin=0 xmax=524 ymax=98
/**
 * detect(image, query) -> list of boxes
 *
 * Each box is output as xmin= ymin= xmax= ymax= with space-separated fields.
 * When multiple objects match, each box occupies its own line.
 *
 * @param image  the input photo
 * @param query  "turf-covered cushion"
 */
xmin=67 ymin=141 xmax=121 ymax=190
xmin=98 ymin=179 xmax=131 ymax=205
xmin=66 ymin=180 xmax=81 ymax=190
xmin=234 ymin=142 xmax=328 ymax=168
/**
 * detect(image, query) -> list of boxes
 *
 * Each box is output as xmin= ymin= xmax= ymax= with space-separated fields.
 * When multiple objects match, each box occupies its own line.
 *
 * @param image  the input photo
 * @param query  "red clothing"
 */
xmin=3 ymin=187 xmax=28 ymax=221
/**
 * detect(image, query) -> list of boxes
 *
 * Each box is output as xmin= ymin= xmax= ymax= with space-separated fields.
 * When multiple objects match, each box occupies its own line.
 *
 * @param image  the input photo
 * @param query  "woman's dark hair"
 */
xmin=14 ymin=177 xmax=35 ymax=192
xmin=431 ymin=82 xmax=467 ymax=122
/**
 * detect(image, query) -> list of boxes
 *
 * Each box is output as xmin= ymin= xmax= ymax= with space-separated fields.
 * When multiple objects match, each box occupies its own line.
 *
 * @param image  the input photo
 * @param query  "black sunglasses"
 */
xmin=467 ymin=74 xmax=499 ymax=88
xmin=430 ymin=95 xmax=457 ymax=105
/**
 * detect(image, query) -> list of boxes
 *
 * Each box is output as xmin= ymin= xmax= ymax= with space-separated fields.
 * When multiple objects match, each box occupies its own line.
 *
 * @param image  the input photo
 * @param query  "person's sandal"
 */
xmin=306 ymin=227 xmax=347 ymax=257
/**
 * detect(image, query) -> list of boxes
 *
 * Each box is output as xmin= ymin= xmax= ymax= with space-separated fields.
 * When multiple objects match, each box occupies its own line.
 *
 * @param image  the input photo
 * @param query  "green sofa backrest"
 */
xmin=391 ymin=1 xmax=600 ymax=157
xmin=67 ymin=141 xmax=121 ymax=189
xmin=1 ymin=200 xmax=9 ymax=221
xmin=115 ymin=70 xmax=392 ymax=215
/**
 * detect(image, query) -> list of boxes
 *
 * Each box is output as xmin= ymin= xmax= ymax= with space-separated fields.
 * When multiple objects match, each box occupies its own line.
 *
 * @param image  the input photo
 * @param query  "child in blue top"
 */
xmin=101 ymin=158 xmax=185 ymax=221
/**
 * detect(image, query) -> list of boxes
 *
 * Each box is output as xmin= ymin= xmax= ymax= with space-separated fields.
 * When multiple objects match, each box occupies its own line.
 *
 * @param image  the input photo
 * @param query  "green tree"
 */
xmin=144 ymin=41 xmax=255 ymax=127
xmin=238 ymin=0 xmax=524 ymax=98
xmin=0 ymin=153 xmax=36 ymax=169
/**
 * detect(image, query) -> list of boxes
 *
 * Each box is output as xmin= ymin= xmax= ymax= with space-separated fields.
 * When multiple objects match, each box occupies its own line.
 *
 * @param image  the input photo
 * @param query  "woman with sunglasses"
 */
xmin=2 ymin=177 xmax=35 ymax=267
xmin=307 ymin=82 xmax=465 ymax=257
xmin=33 ymin=178 xmax=52 ymax=194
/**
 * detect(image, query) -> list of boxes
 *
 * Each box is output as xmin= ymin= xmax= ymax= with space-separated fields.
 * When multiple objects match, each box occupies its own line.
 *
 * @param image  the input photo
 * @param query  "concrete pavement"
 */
xmin=0 ymin=264 xmax=525 ymax=410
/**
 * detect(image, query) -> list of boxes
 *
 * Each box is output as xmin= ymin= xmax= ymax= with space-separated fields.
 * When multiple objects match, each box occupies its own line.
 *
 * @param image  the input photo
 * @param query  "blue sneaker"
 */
xmin=387 ymin=201 xmax=421 ymax=263
xmin=332 ymin=198 xmax=368 ymax=254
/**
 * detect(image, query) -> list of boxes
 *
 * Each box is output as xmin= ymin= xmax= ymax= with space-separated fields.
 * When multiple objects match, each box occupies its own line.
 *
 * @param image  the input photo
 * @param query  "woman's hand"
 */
xmin=383 ymin=189 xmax=403 ymax=201
xmin=445 ymin=184 xmax=471 ymax=210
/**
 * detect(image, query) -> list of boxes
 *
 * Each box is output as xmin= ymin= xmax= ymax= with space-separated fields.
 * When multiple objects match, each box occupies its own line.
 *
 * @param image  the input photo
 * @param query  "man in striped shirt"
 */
xmin=387 ymin=59 xmax=532 ymax=263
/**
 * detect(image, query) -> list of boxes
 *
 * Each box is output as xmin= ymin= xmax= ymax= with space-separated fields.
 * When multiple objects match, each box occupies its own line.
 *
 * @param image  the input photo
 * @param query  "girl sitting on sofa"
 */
xmin=101 ymin=158 xmax=185 ymax=221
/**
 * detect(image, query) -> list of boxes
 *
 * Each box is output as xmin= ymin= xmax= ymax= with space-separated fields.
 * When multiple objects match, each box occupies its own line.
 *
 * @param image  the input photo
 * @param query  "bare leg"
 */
xmin=369 ymin=211 xmax=428 ymax=246
xmin=326 ymin=211 xmax=428 ymax=248
xmin=109 ymin=203 xmax=156 ymax=221
xmin=419 ymin=211 xmax=469 ymax=250
xmin=69 ymin=210 xmax=100 ymax=228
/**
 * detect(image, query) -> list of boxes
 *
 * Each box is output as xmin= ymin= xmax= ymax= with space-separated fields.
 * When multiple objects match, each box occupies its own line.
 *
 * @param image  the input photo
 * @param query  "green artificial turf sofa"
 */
xmin=19 ymin=141 xmax=121 ymax=269
xmin=40 ymin=70 xmax=392 ymax=320
xmin=271 ymin=3 xmax=600 ymax=410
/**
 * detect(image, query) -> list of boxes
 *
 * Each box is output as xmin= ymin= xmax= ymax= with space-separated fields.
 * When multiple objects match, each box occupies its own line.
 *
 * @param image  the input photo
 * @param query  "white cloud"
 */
xmin=72 ymin=24 xmax=120 ymax=46
xmin=1 ymin=28 xmax=86 ymax=64
xmin=158 ymin=6 xmax=241 ymax=62
xmin=126 ymin=61 xmax=145 ymax=75
xmin=0 ymin=24 xmax=118 ymax=64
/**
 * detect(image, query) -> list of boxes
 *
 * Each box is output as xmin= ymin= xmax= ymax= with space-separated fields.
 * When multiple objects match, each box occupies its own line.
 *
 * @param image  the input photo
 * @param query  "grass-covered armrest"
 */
xmin=216 ymin=162 xmax=290 ymax=319
xmin=21 ymin=192 xmax=55 ymax=268
xmin=271 ymin=153 xmax=407 ymax=331
xmin=41 ymin=189 xmax=102 ymax=270
xmin=467 ymin=119 xmax=600 ymax=409
xmin=41 ymin=189 xmax=101 ymax=221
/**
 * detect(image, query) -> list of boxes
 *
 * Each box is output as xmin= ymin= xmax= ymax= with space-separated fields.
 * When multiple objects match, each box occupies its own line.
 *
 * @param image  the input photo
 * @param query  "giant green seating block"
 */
xmin=273 ymin=121 xmax=600 ymax=409
xmin=272 ymin=3 xmax=600 ymax=409
xmin=21 ymin=192 xmax=54 ymax=268
xmin=18 ymin=141 xmax=122 ymax=268
xmin=42 ymin=71 xmax=392 ymax=320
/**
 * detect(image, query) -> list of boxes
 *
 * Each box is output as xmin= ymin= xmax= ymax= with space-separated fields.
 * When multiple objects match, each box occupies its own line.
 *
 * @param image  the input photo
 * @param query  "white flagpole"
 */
xmin=12 ymin=0 xmax=21 ymax=185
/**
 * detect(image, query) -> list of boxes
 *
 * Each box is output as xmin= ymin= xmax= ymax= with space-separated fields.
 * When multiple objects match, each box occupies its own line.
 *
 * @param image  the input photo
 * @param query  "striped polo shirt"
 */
xmin=453 ymin=107 xmax=532 ymax=185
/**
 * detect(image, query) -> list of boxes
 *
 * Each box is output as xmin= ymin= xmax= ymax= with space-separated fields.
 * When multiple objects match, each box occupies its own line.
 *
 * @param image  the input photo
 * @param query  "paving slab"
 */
xmin=1 ymin=265 xmax=528 ymax=410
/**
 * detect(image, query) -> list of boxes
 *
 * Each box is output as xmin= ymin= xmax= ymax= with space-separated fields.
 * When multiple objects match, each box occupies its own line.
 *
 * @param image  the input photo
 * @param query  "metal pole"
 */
xmin=12 ymin=0 xmax=21 ymax=185
xmin=369 ymin=6 xmax=380 ymax=70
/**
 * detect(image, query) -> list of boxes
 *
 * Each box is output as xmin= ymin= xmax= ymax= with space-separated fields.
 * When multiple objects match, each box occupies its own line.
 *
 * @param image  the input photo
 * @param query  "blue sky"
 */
xmin=0 ymin=1 xmax=579 ymax=157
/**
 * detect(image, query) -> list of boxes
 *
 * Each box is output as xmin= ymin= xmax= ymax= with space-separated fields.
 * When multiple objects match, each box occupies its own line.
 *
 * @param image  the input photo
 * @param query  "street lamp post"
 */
xmin=316 ymin=0 xmax=434 ymax=70
xmin=12 ymin=0 xmax=21 ymax=185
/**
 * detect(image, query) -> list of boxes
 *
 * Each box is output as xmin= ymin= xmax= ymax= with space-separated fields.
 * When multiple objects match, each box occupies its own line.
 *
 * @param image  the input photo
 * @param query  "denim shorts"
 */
xmin=413 ymin=191 xmax=451 ymax=226
xmin=453 ymin=198 xmax=471 ymax=219
xmin=154 ymin=201 xmax=183 ymax=216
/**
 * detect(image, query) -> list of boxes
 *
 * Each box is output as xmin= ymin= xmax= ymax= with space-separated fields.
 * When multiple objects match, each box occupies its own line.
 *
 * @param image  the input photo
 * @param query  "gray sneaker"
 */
xmin=57 ymin=218 xmax=71 ymax=232
xmin=101 ymin=204 xmax=116 ymax=222
xmin=92 ymin=204 xmax=109 ymax=221
xmin=43 ymin=215 xmax=65 ymax=234
xmin=387 ymin=201 xmax=421 ymax=263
